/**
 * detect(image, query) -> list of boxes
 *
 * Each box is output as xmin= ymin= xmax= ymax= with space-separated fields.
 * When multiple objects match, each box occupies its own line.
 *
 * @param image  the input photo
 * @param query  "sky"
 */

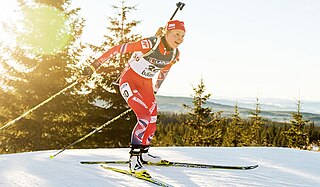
xmin=70 ymin=0 xmax=320 ymax=102
xmin=1 ymin=0 xmax=320 ymax=102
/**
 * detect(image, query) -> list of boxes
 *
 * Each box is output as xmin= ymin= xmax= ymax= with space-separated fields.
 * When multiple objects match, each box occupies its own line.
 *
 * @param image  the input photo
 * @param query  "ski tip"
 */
xmin=245 ymin=165 xmax=259 ymax=170
xmin=49 ymin=155 xmax=54 ymax=159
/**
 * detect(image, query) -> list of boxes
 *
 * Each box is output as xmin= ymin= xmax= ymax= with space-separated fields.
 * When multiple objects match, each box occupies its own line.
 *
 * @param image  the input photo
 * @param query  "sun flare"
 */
xmin=0 ymin=1 xmax=71 ymax=55
xmin=18 ymin=4 xmax=72 ymax=55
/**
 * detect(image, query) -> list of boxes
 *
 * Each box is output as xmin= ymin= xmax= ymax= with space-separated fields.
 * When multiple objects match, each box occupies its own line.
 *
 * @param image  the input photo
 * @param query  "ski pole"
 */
xmin=0 ymin=76 xmax=87 ymax=130
xmin=50 ymin=108 xmax=132 ymax=158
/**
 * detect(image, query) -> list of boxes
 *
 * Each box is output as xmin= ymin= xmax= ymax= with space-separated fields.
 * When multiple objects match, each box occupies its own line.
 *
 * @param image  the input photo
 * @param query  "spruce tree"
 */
xmin=0 ymin=0 xmax=87 ymax=153
xmin=223 ymin=103 xmax=244 ymax=147
xmin=248 ymin=98 xmax=263 ymax=145
xmin=283 ymin=99 xmax=309 ymax=149
xmin=183 ymin=79 xmax=222 ymax=146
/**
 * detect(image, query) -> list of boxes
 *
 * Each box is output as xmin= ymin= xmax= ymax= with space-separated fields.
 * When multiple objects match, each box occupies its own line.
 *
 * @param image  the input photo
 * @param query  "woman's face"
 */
xmin=165 ymin=29 xmax=185 ymax=49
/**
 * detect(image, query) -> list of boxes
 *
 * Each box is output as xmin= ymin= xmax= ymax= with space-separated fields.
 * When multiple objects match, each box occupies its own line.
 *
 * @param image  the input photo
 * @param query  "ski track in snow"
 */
xmin=0 ymin=147 xmax=319 ymax=187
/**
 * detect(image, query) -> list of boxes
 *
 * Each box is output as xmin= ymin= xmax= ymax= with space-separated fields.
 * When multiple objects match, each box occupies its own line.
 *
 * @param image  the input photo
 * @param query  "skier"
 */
xmin=84 ymin=20 xmax=185 ymax=177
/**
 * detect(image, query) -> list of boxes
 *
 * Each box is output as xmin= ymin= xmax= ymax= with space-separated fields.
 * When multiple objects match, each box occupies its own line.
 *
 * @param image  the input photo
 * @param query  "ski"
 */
xmin=81 ymin=160 xmax=258 ymax=170
xmin=100 ymin=165 xmax=173 ymax=187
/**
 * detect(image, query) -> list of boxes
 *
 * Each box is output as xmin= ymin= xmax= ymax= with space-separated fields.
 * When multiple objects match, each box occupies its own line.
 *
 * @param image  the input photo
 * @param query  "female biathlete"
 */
xmin=85 ymin=20 xmax=185 ymax=177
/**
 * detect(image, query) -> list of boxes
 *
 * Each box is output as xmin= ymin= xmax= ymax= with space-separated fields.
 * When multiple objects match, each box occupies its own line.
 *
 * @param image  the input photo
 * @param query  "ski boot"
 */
xmin=129 ymin=148 xmax=151 ymax=178
xmin=140 ymin=146 xmax=162 ymax=164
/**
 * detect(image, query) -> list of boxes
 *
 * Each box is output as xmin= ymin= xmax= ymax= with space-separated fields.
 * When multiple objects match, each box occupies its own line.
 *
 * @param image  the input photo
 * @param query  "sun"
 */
xmin=0 ymin=1 xmax=72 ymax=55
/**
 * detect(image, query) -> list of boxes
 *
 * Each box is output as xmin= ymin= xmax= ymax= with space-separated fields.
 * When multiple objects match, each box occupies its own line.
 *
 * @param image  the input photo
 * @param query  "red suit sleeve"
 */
xmin=97 ymin=38 xmax=153 ymax=63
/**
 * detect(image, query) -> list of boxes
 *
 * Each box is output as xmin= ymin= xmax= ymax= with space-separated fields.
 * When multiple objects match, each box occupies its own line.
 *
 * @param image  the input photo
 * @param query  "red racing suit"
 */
xmin=97 ymin=36 xmax=180 ymax=147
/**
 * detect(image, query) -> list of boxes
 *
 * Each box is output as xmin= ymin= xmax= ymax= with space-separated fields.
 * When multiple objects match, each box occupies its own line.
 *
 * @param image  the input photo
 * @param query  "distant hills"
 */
xmin=156 ymin=95 xmax=320 ymax=126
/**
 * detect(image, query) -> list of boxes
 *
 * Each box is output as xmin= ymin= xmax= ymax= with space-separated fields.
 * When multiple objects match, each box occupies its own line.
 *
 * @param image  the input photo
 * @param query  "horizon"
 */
xmin=156 ymin=93 xmax=320 ymax=103
xmin=155 ymin=94 xmax=320 ymax=115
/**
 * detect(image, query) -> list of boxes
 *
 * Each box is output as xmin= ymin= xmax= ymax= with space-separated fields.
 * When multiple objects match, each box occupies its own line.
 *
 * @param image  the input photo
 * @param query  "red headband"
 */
xmin=166 ymin=20 xmax=185 ymax=32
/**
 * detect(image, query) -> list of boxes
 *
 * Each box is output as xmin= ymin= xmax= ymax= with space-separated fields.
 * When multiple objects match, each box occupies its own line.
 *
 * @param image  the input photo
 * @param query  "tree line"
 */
xmin=154 ymin=79 xmax=320 ymax=150
xmin=0 ymin=0 xmax=319 ymax=154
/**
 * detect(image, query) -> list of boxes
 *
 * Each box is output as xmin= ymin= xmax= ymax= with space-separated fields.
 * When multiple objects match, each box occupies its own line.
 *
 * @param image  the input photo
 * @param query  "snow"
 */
xmin=0 ymin=147 xmax=319 ymax=187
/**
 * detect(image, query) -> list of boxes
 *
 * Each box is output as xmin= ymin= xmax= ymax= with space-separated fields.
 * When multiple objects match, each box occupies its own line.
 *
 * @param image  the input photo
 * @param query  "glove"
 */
xmin=83 ymin=65 xmax=95 ymax=77
xmin=82 ymin=59 xmax=101 ymax=77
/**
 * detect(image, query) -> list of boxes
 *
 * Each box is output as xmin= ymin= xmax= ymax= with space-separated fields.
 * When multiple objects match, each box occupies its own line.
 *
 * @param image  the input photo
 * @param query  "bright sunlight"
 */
xmin=0 ymin=1 xmax=71 ymax=55
xmin=18 ymin=4 xmax=72 ymax=55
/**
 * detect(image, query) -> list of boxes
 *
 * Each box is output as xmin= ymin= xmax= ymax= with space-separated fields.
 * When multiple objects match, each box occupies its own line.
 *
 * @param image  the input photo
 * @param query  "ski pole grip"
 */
xmin=177 ymin=2 xmax=185 ymax=10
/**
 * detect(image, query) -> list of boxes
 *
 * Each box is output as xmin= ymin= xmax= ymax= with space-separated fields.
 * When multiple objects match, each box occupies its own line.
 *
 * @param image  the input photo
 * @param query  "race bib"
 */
xmin=120 ymin=82 xmax=133 ymax=102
